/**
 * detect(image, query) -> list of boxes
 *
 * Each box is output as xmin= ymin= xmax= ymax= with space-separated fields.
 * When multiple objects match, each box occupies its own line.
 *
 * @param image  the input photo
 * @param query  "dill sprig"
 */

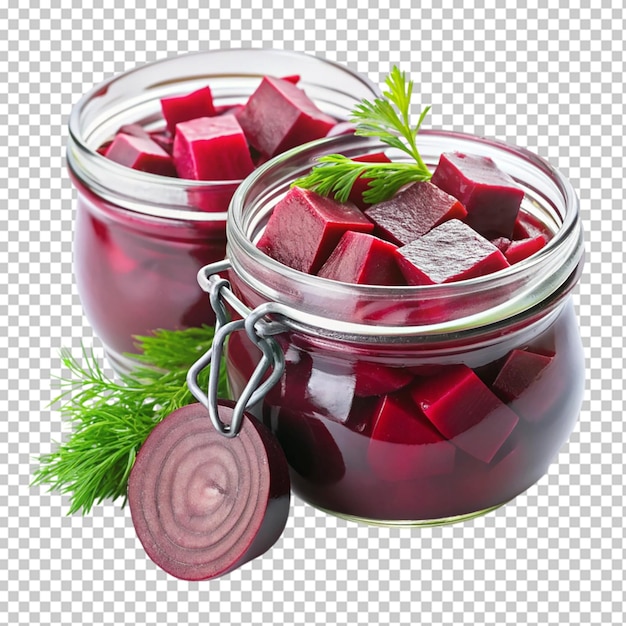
xmin=294 ymin=66 xmax=432 ymax=204
xmin=32 ymin=325 xmax=227 ymax=515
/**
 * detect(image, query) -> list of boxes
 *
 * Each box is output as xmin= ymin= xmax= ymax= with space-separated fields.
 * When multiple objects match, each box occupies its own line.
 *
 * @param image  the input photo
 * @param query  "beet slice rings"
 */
xmin=128 ymin=401 xmax=290 ymax=581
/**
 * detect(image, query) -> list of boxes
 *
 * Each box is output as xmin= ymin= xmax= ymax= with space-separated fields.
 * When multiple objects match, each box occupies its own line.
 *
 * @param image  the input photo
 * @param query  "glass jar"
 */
xmin=66 ymin=48 xmax=380 ymax=372
xmin=212 ymin=131 xmax=585 ymax=526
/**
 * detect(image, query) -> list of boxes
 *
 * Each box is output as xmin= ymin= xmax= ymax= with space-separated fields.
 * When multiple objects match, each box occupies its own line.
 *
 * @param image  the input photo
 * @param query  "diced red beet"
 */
xmin=236 ymin=76 xmax=336 ymax=157
xmin=410 ymin=365 xmax=519 ymax=463
xmin=364 ymin=181 xmax=468 ymax=245
xmin=118 ymin=123 xmax=153 ymax=141
xmin=160 ymin=86 xmax=216 ymax=134
xmin=346 ymin=152 xmax=392 ymax=209
xmin=367 ymin=391 xmax=456 ymax=482
xmin=149 ymin=130 xmax=174 ymax=155
xmin=104 ymin=132 xmax=177 ymax=177
xmin=490 ymin=237 xmax=511 ymax=253
xmin=127 ymin=402 xmax=290 ymax=581
xmin=172 ymin=115 xmax=255 ymax=181
xmin=431 ymin=152 xmax=524 ymax=239
xmin=353 ymin=361 xmax=414 ymax=397
xmin=512 ymin=211 xmax=550 ymax=240
xmin=96 ymin=141 xmax=111 ymax=155
xmin=504 ymin=234 xmax=547 ymax=264
xmin=317 ymin=231 xmax=405 ymax=285
xmin=491 ymin=349 xmax=554 ymax=404
xmin=257 ymin=186 xmax=374 ymax=274
xmin=395 ymin=219 xmax=510 ymax=285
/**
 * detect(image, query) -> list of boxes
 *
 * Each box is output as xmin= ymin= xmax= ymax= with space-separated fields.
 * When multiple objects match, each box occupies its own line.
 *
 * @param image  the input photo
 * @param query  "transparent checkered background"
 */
xmin=1 ymin=1 xmax=622 ymax=625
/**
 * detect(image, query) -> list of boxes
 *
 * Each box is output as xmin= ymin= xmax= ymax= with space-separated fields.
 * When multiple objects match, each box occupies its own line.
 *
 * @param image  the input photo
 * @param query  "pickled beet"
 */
xmin=395 ymin=219 xmax=510 ymax=285
xmin=347 ymin=152 xmax=392 ymax=209
xmin=410 ymin=365 xmax=519 ymax=463
xmin=364 ymin=181 xmax=467 ymax=245
xmin=117 ymin=123 xmax=153 ymax=142
xmin=353 ymin=361 xmax=413 ymax=397
xmin=492 ymin=349 xmax=553 ymax=402
xmin=236 ymin=76 xmax=337 ymax=158
xmin=104 ymin=133 xmax=177 ymax=177
xmin=172 ymin=115 xmax=255 ymax=181
xmin=431 ymin=152 xmax=524 ymax=239
xmin=504 ymin=234 xmax=548 ymax=264
xmin=257 ymin=187 xmax=374 ymax=274
xmin=160 ymin=85 xmax=216 ymax=134
xmin=491 ymin=349 xmax=555 ymax=424
xmin=317 ymin=231 xmax=405 ymax=285
xmin=367 ymin=391 xmax=456 ymax=482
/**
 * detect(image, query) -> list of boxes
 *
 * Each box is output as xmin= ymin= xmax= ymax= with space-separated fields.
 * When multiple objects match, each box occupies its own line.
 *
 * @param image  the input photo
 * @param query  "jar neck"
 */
xmin=226 ymin=132 xmax=584 ymax=340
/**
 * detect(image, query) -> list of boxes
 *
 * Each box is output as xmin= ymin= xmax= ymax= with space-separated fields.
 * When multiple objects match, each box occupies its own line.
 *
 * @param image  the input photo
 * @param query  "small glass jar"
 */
xmin=66 ymin=48 xmax=379 ymax=372
xmin=216 ymin=131 xmax=585 ymax=526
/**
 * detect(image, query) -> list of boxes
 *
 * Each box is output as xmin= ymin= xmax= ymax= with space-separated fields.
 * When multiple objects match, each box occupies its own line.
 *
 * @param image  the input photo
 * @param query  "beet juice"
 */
xmin=67 ymin=49 xmax=379 ymax=372
xmin=217 ymin=132 xmax=585 ymax=525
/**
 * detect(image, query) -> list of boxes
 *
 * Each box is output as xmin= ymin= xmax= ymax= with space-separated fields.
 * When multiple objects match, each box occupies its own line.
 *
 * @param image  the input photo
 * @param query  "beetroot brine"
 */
xmin=72 ymin=177 xmax=227 ymax=359
xmin=226 ymin=300 xmax=583 ymax=522
xmin=220 ymin=132 xmax=585 ymax=525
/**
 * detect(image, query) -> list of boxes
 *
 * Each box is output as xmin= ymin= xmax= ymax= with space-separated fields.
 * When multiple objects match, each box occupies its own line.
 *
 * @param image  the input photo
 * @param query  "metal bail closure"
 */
xmin=186 ymin=263 xmax=285 ymax=438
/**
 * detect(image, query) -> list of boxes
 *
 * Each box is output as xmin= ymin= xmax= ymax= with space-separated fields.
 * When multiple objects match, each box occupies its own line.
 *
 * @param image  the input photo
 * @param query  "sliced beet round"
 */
xmin=128 ymin=401 xmax=290 ymax=581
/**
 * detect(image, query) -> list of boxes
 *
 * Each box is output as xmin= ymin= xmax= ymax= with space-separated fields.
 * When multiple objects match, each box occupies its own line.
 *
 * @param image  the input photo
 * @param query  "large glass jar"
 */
xmin=217 ymin=131 xmax=585 ymax=526
xmin=66 ymin=49 xmax=379 ymax=372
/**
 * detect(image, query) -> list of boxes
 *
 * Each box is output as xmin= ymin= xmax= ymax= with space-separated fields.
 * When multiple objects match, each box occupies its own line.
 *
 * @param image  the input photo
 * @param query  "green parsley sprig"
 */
xmin=32 ymin=325 xmax=227 ymax=515
xmin=294 ymin=66 xmax=432 ymax=204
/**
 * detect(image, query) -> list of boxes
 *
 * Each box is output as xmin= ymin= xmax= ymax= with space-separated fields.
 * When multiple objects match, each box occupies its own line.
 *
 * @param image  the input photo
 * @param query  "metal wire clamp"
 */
xmin=186 ymin=260 xmax=285 ymax=438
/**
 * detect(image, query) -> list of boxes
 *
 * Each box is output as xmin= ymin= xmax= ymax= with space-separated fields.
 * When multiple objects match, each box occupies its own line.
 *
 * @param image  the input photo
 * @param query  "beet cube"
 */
xmin=410 ymin=365 xmax=519 ymax=463
xmin=347 ymin=152 xmax=392 ymax=209
xmin=172 ymin=115 xmax=255 ymax=181
xmin=512 ymin=212 xmax=549 ymax=240
xmin=104 ymin=132 xmax=177 ymax=177
xmin=160 ymin=86 xmax=216 ymax=134
xmin=491 ymin=348 xmax=554 ymax=408
xmin=317 ymin=231 xmax=405 ymax=285
xmin=490 ymin=237 xmax=511 ymax=253
xmin=117 ymin=123 xmax=153 ymax=142
xmin=257 ymin=187 xmax=374 ymax=274
xmin=367 ymin=392 xmax=456 ymax=482
xmin=364 ymin=181 xmax=467 ymax=245
xmin=396 ymin=219 xmax=510 ymax=285
xmin=504 ymin=235 xmax=547 ymax=264
xmin=149 ymin=130 xmax=174 ymax=155
xmin=279 ymin=74 xmax=301 ymax=84
xmin=353 ymin=361 xmax=414 ymax=397
xmin=236 ymin=76 xmax=336 ymax=157
xmin=431 ymin=152 xmax=524 ymax=239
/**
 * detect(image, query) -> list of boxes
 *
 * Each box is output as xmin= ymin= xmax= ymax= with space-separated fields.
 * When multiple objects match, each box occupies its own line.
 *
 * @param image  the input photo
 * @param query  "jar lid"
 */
xmin=127 ymin=400 xmax=290 ymax=580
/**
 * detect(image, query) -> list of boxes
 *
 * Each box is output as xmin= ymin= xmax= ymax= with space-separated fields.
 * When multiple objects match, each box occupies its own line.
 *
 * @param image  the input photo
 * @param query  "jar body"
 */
xmin=216 ymin=130 xmax=585 ymax=525
xmin=226 ymin=297 xmax=584 ymax=523
xmin=67 ymin=49 xmax=379 ymax=370
xmin=72 ymin=181 xmax=227 ymax=362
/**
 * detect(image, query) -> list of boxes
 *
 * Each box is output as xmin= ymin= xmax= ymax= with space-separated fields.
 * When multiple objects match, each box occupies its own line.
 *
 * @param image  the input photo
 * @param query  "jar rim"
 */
xmin=67 ymin=47 xmax=381 ymax=222
xmin=226 ymin=131 xmax=584 ymax=337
